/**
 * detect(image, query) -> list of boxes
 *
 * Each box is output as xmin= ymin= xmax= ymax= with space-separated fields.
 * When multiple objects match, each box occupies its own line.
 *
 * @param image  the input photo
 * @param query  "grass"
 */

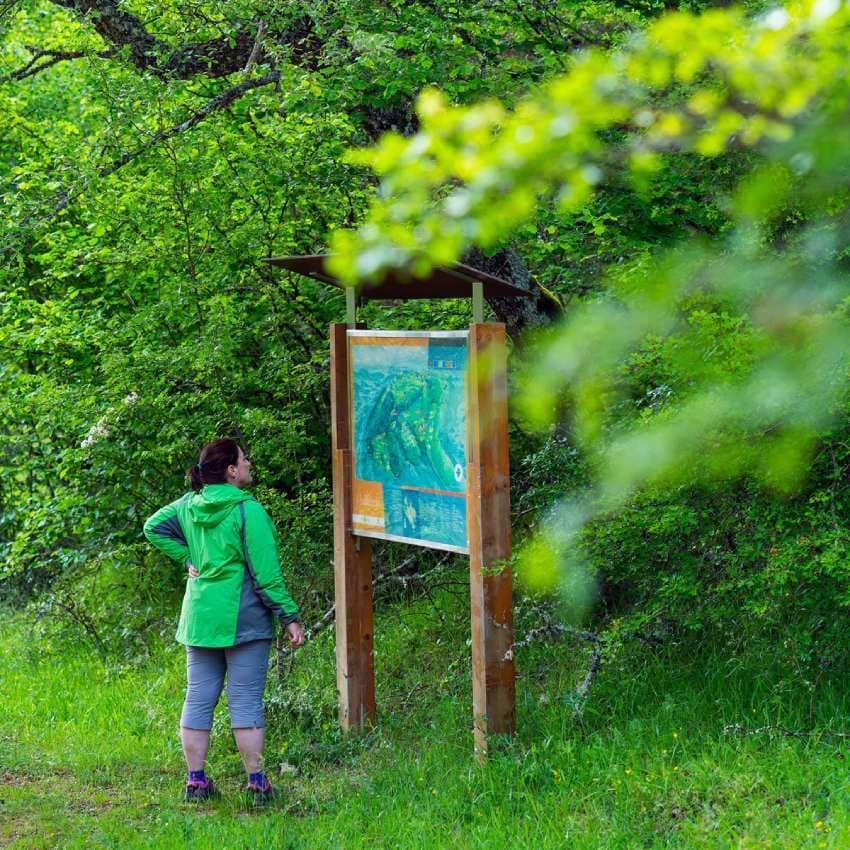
xmin=3 ymin=591 xmax=850 ymax=849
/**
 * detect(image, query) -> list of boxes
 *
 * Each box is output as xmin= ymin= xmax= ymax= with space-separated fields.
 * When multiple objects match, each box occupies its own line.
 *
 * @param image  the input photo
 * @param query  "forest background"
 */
xmin=3 ymin=0 xmax=850 ymax=847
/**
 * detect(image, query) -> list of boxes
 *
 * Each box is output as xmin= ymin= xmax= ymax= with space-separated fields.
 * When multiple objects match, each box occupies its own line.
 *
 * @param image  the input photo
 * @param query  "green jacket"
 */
xmin=143 ymin=483 xmax=300 ymax=647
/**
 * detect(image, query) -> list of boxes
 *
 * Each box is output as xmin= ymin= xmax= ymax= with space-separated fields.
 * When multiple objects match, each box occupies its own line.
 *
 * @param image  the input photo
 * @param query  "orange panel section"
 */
xmin=352 ymin=479 xmax=385 ymax=533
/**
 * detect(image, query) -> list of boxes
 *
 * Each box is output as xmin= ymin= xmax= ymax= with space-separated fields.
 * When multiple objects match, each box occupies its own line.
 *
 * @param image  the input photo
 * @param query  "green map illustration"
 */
xmin=362 ymin=373 xmax=461 ymax=492
xmin=350 ymin=333 xmax=468 ymax=551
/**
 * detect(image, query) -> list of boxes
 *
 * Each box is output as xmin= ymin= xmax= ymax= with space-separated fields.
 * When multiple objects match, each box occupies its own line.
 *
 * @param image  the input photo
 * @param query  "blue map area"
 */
xmin=351 ymin=335 xmax=468 ymax=550
xmin=384 ymin=487 xmax=467 ymax=548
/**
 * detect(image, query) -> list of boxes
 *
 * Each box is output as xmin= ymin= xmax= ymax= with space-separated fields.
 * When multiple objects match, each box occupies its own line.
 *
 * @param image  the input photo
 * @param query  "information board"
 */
xmin=348 ymin=330 xmax=469 ymax=553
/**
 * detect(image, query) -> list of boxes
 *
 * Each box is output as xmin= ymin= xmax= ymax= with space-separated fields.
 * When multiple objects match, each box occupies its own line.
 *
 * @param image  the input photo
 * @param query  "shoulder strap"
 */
xmin=238 ymin=502 xmax=248 ymax=565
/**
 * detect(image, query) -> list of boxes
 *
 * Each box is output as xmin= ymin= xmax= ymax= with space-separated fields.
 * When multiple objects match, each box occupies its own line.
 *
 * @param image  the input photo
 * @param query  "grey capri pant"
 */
xmin=181 ymin=639 xmax=272 ymax=730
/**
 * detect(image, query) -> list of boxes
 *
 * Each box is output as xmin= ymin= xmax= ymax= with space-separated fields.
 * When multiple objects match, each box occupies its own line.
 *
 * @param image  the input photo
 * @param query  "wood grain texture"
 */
xmin=330 ymin=322 xmax=376 ymax=731
xmin=467 ymin=322 xmax=515 ymax=759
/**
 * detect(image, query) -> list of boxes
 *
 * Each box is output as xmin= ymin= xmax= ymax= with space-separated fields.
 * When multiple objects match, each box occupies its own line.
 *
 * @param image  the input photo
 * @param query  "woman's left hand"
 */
xmin=187 ymin=560 xmax=199 ymax=579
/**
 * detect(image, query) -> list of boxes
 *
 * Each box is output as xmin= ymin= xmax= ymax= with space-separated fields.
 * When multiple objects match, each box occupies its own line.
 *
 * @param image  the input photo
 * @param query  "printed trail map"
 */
xmin=348 ymin=331 xmax=469 ymax=553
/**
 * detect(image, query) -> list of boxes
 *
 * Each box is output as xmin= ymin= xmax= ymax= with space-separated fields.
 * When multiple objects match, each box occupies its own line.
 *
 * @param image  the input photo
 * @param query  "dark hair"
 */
xmin=187 ymin=439 xmax=240 ymax=492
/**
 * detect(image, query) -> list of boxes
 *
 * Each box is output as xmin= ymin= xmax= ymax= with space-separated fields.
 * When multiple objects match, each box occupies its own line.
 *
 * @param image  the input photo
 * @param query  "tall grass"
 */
xmin=2 ymin=592 xmax=849 ymax=849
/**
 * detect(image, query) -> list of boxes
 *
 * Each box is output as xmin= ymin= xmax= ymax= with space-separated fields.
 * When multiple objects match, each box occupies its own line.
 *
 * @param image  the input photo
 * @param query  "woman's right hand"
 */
xmin=187 ymin=560 xmax=199 ymax=579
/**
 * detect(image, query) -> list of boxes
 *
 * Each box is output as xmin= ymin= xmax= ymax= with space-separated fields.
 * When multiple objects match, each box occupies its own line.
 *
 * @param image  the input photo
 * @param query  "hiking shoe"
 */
xmin=184 ymin=778 xmax=218 ymax=802
xmin=246 ymin=777 xmax=279 ymax=806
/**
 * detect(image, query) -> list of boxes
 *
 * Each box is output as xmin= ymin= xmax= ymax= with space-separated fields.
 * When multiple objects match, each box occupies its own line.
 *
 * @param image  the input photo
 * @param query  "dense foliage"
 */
xmin=335 ymin=0 xmax=850 ymax=657
xmin=1 ymin=0 xmax=849 ymax=676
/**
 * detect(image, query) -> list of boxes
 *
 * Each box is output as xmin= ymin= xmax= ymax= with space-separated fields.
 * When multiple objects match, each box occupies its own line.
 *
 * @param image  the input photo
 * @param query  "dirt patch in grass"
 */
xmin=0 ymin=771 xmax=32 ymax=784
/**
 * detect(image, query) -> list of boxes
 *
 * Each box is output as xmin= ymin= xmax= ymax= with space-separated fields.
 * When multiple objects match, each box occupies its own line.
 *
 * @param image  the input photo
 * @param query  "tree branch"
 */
xmin=723 ymin=723 xmax=850 ymax=740
xmin=1 ymin=49 xmax=87 ymax=83
xmin=0 ymin=70 xmax=282 ymax=257
xmin=507 ymin=617 xmax=604 ymax=714
xmin=47 ymin=0 xmax=216 ymax=75
xmin=101 ymin=70 xmax=281 ymax=176
xmin=574 ymin=645 xmax=602 ymax=713
xmin=48 ymin=1 xmax=316 ymax=79
xmin=243 ymin=19 xmax=266 ymax=74
xmin=507 ymin=620 xmax=602 ymax=657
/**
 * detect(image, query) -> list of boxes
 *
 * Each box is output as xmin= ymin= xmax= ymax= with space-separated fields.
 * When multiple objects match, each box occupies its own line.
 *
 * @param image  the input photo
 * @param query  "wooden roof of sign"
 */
xmin=262 ymin=253 xmax=532 ymax=300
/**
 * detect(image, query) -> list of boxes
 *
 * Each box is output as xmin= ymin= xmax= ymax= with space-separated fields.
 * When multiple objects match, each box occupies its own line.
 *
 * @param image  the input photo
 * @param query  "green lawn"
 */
xmin=2 ymin=599 xmax=849 ymax=849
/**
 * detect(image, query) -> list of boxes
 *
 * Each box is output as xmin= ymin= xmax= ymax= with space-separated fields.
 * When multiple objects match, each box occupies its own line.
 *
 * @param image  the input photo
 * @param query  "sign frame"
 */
xmin=330 ymin=321 xmax=515 ymax=760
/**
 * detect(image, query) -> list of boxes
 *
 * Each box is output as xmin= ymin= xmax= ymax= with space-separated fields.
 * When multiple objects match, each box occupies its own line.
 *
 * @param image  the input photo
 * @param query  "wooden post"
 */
xmin=330 ymin=322 xmax=376 ymax=732
xmin=467 ymin=322 xmax=515 ymax=760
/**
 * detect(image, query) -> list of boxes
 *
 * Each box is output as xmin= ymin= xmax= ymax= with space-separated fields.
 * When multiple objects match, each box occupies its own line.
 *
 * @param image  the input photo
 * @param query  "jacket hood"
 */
xmin=188 ymin=483 xmax=253 ymax=527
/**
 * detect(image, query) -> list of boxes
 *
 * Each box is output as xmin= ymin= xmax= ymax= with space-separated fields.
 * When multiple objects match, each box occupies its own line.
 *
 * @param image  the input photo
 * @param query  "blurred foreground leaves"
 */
xmin=334 ymin=0 xmax=850 ymax=599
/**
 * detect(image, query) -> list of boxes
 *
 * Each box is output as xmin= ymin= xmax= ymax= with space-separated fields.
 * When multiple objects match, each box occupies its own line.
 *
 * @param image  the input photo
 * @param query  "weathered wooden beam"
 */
xmin=467 ymin=322 xmax=515 ymax=759
xmin=330 ymin=322 xmax=376 ymax=731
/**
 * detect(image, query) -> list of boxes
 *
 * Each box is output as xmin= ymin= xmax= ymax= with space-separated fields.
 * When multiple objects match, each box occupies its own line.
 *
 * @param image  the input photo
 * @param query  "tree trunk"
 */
xmin=464 ymin=247 xmax=563 ymax=340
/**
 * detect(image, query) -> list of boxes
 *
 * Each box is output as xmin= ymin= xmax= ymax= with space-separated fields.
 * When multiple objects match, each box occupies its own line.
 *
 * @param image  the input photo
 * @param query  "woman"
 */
xmin=143 ymin=439 xmax=304 ymax=804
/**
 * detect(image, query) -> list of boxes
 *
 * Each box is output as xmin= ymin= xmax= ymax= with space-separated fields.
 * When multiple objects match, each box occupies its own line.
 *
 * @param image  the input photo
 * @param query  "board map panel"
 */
xmin=348 ymin=330 xmax=469 ymax=553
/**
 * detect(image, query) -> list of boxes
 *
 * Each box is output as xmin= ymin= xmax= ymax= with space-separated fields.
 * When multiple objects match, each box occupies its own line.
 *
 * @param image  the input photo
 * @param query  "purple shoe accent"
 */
xmin=184 ymin=777 xmax=218 ymax=801
xmin=248 ymin=771 xmax=269 ymax=789
xmin=246 ymin=777 xmax=277 ymax=806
